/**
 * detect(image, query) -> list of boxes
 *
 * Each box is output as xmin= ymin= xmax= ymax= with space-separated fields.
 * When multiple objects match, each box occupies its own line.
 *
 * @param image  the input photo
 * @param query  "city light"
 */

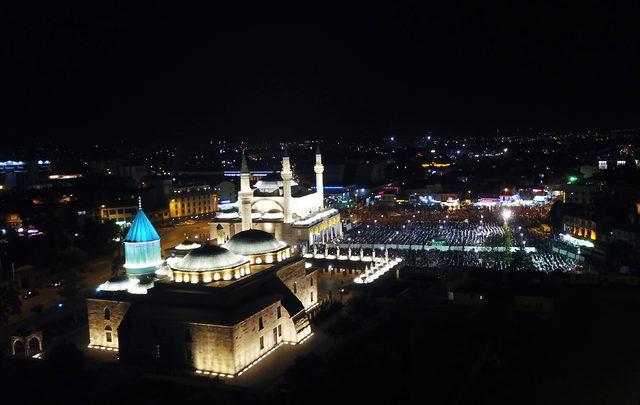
xmin=501 ymin=209 xmax=512 ymax=222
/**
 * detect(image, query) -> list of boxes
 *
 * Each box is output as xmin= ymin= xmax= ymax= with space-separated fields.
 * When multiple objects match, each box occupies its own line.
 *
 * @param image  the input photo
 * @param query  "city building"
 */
xmin=562 ymin=214 xmax=598 ymax=242
xmin=4 ymin=213 xmax=22 ymax=229
xmin=564 ymin=183 xmax=602 ymax=205
xmin=0 ymin=160 xmax=51 ymax=190
xmin=169 ymin=185 xmax=218 ymax=218
xmin=100 ymin=204 xmax=138 ymax=225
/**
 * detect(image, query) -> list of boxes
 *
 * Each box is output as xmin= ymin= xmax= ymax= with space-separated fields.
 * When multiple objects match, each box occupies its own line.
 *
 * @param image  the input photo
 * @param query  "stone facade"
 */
xmin=87 ymin=298 xmax=130 ymax=349
xmin=172 ymin=261 xmax=252 ymax=284
xmin=230 ymin=301 xmax=298 ymax=373
xmin=208 ymin=213 xmax=342 ymax=247
xmin=121 ymin=317 xmax=236 ymax=374
xmin=277 ymin=260 xmax=318 ymax=309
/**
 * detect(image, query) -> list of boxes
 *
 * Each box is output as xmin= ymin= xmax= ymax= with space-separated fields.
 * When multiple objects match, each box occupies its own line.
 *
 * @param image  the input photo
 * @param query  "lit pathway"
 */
xmin=228 ymin=326 xmax=338 ymax=390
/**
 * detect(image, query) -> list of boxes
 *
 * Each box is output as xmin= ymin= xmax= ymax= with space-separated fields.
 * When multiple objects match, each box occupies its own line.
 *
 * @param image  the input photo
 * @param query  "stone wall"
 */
xmin=87 ymin=298 xmax=130 ymax=348
xmin=276 ymin=260 xmax=318 ymax=310
xmin=190 ymin=323 xmax=235 ymax=374
xmin=232 ymin=300 xmax=297 ymax=373
xmin=118 ymin=315 xmax=235 ymax=374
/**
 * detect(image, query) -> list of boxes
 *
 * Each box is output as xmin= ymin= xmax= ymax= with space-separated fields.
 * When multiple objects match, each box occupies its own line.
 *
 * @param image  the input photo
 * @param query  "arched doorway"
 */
xmin=28 ymin=336 xmax=42 ymax=358
xmin=251 ymin=199 xmax=284 ymax=214
xmin=13 ymin=339 xmax=25 ymax=357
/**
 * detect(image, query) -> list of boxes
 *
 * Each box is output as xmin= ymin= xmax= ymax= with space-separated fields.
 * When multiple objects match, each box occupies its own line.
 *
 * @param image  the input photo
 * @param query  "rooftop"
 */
xmin=124 ymin=210 xmax=160 ymax=243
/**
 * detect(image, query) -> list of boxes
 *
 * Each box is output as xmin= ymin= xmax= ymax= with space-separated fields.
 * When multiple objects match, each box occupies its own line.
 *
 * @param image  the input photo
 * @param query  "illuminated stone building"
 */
xmin=99 ymin=204 xmax=137 ymax=225
xmin=87 ymin=206 xmax=317 ymax=377
xmin=562 ymin=214 xmax=598 ymax=242
xmin=169 ymin=185 xmax=218 ymax=218
xmin=209 ymin=147 xmax=342 ymax=246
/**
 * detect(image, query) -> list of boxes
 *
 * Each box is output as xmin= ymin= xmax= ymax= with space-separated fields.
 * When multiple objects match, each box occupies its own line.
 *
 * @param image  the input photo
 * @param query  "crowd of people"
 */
xmin=398 ymin=249 xmax=575 ymax=273
xmin=345 ymin=205 xmax=551 ymax=227
xmin=325 ymin=203 xmax=576 ymax=273
xmin=532 ymin=251 xmax=577 ymax=272
xmin=341 ymin=219 xmax=530 ymax=247
xmin=309 ymin=241 xmax=575 ymax=273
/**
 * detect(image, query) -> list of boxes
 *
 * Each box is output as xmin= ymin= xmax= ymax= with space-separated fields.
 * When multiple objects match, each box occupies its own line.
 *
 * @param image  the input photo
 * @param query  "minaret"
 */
xmin=238 ymin=150 xmax=253 ymax=231
xmin=314 ymin=143 xmax=324 ymax=210
xmin=281 ymin=147 xmax=293 ymax=223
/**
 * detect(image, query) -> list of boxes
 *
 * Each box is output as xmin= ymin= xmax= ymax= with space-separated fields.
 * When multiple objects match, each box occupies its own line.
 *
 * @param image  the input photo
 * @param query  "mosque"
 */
xmin=87 ymin=205 xmax=318 ymax=377
xmin=209 ymin=146 xmax=343 ymax=246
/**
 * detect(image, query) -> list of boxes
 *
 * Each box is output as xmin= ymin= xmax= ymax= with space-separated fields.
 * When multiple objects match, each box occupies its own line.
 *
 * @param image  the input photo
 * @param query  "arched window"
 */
xmin=105 ymin=325 xmax=113 ymax=343
xmin=104 ymin=307 xmax=111 ymax=320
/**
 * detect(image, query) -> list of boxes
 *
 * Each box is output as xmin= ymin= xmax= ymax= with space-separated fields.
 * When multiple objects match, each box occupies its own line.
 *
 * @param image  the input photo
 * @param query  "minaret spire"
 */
xmin=238 ymin=150 xmax=253 ymax=231
xmin=314 ymin=143 xmax=324 ymax=210
xmin=281 ymin=147 xmax=293 ymax=223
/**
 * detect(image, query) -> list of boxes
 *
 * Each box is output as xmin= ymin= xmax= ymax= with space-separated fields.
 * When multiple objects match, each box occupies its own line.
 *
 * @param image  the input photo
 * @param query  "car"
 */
xmin=22 ymin=290 xmax=38 ymax=300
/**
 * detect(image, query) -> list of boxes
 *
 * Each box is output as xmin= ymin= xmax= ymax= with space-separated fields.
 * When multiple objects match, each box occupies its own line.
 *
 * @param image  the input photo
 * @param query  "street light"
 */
xmin=502 ymin=209 xmax=512 ymax=222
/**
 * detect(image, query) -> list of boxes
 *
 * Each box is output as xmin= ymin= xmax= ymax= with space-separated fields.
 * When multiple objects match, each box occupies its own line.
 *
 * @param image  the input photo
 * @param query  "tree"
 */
xmin=502 ymin=222 xmax=513 ymax=263
xmin=509 ymin=249 xmax=535 ymax=272
xmin=111 ymin=255 xmax=123 ymax=276
xmin=0 ymin=287 xmax=21 ymax=326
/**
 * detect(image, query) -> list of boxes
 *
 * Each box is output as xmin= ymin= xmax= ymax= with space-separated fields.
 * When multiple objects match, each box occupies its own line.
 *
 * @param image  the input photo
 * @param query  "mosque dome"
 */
xmin=223 ymin=229 xmax=287 ymax=256
xmin=174 ymin=239 xmax=202 ymax=251
xmin=170 ymin=245 xmax=248 ymax=272
xmin=255 ymin=173 xmax=298 ymax=193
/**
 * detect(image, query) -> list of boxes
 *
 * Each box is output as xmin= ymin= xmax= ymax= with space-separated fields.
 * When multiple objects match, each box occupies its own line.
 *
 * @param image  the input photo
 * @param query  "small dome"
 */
xmin=255 ymin=174 xmax=298 ymax=193
xmin=175 ymin=240 xmax=201 ymax=251
xmin=223 ymin=229 xmax=287 ymax=256
xmin=98 ymin=275 xmax=131 ymax=291
xmin=171 ymin=245 xmax=248 ymax=272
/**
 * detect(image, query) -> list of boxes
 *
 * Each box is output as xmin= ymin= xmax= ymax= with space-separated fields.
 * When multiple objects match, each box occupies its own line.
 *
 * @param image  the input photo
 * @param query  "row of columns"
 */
xmin=309 ymin=222 xmax=342 ymax=244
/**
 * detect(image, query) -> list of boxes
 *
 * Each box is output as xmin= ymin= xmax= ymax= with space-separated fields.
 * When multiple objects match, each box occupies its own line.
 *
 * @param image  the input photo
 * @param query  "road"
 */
xmin=157 ymin=222 xmax=211 ymax=250
xmin=8 ymin=257 xmax=113 ymax=325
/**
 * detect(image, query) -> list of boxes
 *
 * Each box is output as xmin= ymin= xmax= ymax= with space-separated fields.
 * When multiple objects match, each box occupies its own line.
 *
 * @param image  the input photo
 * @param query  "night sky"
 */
xmin=4 ymin=1 xmax=639 ymax=145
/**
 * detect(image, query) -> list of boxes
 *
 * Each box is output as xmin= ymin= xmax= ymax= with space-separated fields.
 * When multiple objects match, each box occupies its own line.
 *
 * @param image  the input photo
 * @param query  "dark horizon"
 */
xmin=4 ymin=1 xmax=639 ymax=145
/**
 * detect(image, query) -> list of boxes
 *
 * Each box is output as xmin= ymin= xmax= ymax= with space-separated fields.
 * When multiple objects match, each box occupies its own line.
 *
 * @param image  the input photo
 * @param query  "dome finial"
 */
xmin=315 ymin=142 xmax=321 ymax=155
